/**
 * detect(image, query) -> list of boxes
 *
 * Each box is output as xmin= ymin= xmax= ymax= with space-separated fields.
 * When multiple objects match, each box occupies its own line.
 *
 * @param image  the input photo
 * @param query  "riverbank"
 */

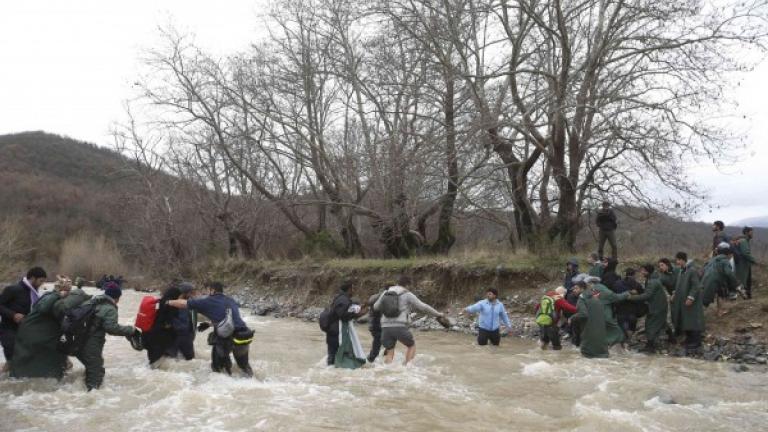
xmin=201 ymin=256 xmax=768 ymax=366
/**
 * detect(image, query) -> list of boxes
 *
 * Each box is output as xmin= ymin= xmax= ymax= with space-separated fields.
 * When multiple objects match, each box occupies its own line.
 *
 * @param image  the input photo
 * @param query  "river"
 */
xmin=1 ymin=288 xmax=767 ymax=432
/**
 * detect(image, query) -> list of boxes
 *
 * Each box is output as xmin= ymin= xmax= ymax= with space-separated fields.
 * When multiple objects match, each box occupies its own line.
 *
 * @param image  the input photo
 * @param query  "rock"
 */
xmin=654 ymin=391 xmax=677 ymax=405
xmin=756 ymin=357 xmax=767 ymax=365
xmin=748 ymin=322 xmax=763 ymax=329
xmin=731 ymin=364 xmax=749 ymax=373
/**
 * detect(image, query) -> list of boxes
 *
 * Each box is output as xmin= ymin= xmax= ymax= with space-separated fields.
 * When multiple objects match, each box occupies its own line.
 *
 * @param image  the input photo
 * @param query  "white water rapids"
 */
xmin=1 ymin=288 xmax=767 ymax=431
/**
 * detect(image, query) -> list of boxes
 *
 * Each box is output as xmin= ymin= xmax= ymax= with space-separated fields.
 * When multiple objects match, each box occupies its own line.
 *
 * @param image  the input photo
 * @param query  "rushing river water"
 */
xmin=1 ymin=288 xmax=768 ymax=432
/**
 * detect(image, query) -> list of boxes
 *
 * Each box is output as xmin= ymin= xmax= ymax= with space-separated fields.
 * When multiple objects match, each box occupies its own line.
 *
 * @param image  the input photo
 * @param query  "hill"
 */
xmin=0 ymin=131 xmax=141 ymax=270
xmin=734 ymin=216 xmax=768 ymax=229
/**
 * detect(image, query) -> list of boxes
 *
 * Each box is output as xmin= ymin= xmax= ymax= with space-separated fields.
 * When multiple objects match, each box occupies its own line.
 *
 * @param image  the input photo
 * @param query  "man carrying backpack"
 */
xmin=733 ymin=227 xmax=757 ymax=299
xmin=75 ymin=284 xmax=138 ymax=391
xmin=534 ymin=287 xmax=577 ymax=350
xmin=373 ymin=275 xmax=445 ymax=365
xmin=462 ymin=288 xmax=513 ymax=346
xmin=168 ymin=281 xmax=254 ymax=377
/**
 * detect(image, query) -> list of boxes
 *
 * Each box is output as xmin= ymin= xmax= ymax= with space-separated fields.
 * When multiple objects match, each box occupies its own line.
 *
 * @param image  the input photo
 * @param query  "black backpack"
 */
xmin=319 ymin=293 xmax=343 ymax=333
xmin=380 ymin=290 xmax=403 ymax=318
xmin=58 ymin=301 xmax=98 ymax=355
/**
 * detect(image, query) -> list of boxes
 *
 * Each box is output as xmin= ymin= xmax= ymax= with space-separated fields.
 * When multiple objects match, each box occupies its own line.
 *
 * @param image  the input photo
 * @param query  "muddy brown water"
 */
xmin=1 ymin=288 xmax=767 ymax=432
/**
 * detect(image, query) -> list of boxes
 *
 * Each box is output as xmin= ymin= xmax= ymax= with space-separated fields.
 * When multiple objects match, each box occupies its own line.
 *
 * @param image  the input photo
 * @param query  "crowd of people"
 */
xmin=0 ymin=213 xmax=760 ymax=385
xmin=0 ymin=273 xmax=253 ymax=390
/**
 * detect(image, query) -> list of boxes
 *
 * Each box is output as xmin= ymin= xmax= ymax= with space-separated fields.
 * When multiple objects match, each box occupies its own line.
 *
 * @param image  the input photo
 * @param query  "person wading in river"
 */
xmin=366 ymin=288 xmax=386 ymax=363
xmin=570 ymin=282 xmax=609 ymax=358
xmin=462 ymin=288 xmax=513 ymax=346
xmin=75 ymin=284 xmax=138 ymax=391
xmin=0 ymin=267 xmax=47 ymax=372
xmin=373 ymin=275 xmax=445 ymax=365
xmin=166 ymin=282 xmax=198 ymax=360
xmin=533 ymin=287 xmax=576 ymax=350
xmin=627 ymin=264 xmax=669 ymax=354
xmin=168 ymin=281 xmax=254 ymax=377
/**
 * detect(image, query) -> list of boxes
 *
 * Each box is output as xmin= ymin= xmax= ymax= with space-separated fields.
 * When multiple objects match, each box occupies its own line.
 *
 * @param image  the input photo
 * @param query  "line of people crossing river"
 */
xmin=0 ymin=223 xmax=759 ymax=386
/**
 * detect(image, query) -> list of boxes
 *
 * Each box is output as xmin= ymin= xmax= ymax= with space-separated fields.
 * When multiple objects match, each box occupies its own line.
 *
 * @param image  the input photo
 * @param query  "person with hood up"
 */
xmin=564 ymin=259 xmax=579 ymax=291
xmin=570 ymin=282 xmax=609 ymax=358
xmin=670 ymin=252 xmax=704 ymax=355
xmin=373 ymin=275 xmax=446 ymax=365
xmin=322 ymin=280 xmax=367 ymax=366
xmin=702 ymin=244 xmax=742 ymax=317
xmin=76 ymin=284 xmax=138 ymax=390
xmin=574 ymin=273 xmax=630 ymax=347
xmin=627 ymin=264 xmax=669 ymax=354
xmin=9 ymin=276 xmax=90 ymax=378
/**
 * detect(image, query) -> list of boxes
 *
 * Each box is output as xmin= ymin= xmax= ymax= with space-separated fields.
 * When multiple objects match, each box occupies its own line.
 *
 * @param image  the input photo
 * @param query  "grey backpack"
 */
xmin=380 ymin=290 xmax=403 ymax=318
xmin=215 ymin=308 xmax=235 ymax=338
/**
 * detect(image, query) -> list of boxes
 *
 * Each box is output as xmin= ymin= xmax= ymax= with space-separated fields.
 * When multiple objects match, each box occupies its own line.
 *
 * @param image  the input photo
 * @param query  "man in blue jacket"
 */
xmin=462 ymin=288 xmax=512 ymax=346
xmin=168 ymin=281 xmax=253 ymax=377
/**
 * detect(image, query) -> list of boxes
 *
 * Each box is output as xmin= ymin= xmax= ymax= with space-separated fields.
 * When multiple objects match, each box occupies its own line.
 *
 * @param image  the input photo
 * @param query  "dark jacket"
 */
xmin=143 ymin=288 xmax=181 ymax=363
xmin=187 ymin=293 xmax=247 ymax=330
xmin=596 ymin=208 xmax=618 ymax=231
xmin=601 ymin=259 xmax=621 ymax=291
xmin=613 ymin=276 xmax=645 ymax=318
xmin=327 ymin=291 xmax=356 ymax=335
xmin=367 ymin=292 xmax=384 ymax=332
xmin=0 ymin=280 xmax=38 ymax=331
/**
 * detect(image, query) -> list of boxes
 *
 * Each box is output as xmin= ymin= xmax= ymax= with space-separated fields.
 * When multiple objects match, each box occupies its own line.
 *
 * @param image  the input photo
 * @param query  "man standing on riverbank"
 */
xmin=462 ymin=288 xmax=513 ymax=346
xmin=374 ymin=275 xmax=445 ymax=365
xmin=734 ymin=227 xmax=756 ymax=299
xmin=596 ymin=201 xmax=618 ymax=260
xmin=670 ymin=252 xmax=704 ymax=356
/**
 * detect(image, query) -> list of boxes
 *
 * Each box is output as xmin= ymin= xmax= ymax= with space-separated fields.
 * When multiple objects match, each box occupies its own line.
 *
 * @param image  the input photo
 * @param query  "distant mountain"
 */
xmin=733 ymin=216 xmax=768 ymax=228
xmin=0 ymin=131 xmax=141 ymax=263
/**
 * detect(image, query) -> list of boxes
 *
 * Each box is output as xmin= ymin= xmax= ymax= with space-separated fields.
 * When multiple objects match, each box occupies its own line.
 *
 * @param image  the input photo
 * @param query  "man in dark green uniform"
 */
xmin=10 ymin=278 xmax=90 ymax=378
xmin=670 ymin=252 xmax=704 ymax=356
xmin=76 ymin=284 xmax=137 ymax=390
xmin=734 ymin=227 xmax=756 ymax=299
xmin=702 ymin=245 xmax=741 ymax=317
xmin=587 ymin=253 xmax=604 ymax=278
xmin=571 ymin=283 xmax=609 ymax=358
xmin=628 ymin=264 xmax=669 ymax=354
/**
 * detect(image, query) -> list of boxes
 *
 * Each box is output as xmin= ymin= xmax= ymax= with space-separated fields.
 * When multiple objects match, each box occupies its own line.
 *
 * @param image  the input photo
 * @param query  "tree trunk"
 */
xmin=431 ymin=75 xmax=458 ymax=254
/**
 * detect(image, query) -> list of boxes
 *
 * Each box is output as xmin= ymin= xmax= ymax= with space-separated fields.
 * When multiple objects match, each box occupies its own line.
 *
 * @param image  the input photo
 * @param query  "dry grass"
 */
xmin=58 ymin=233 xmax=129 ymax=280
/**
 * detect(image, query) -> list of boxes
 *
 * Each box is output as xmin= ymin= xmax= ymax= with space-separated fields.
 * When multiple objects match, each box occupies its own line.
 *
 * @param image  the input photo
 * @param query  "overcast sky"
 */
xmin=1 ymin=0 xmax=767 ymax=225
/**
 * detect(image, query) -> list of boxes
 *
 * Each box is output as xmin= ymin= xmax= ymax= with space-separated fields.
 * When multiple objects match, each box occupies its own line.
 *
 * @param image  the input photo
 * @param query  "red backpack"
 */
xmin=135 ymin=296 xmax=159 ymax=332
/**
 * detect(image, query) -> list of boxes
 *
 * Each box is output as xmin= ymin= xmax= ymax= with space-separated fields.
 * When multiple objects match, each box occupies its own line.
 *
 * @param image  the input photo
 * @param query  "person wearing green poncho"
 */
xmin=10 ymin=277 xmax=91 ymax=379
xmin=628 ymin=264 xmax=669 ymax=354
xmin=702 ymin=246 xmax=741 ymax=317
xmin=670 ymin=252 xmax=704 ymax=355
xmin=570 ymin=283 xmax=608 ymax=358
xmin=733 ymin=227 xmax=757 ymax=299
xmin=334 ymin=303 xmax=368 ymax=369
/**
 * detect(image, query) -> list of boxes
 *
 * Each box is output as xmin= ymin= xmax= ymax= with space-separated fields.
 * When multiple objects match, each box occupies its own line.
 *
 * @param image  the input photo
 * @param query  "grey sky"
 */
xmin=1 ymin=0 xmax=767 ymax=224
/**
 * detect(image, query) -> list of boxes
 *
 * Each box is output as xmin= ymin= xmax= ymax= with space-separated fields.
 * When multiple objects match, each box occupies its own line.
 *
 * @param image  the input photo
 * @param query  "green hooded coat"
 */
xmin=701 ymin=254 xmax=739 ymax=307
xmin=734 ymin=238 xmax=756 ymax=287
xmin=592 ymin=283 xmax=630 ymax=345
xmin=628 ymin=275 xmax=668 ymax=343
xmin=572 ymin=292 xmax=608 ymax=358
xmin=588 ymin=264 xmax=604 ymax=278
xmin=670 ymin=262 xmax=704 ymax=333
xmin=9 ymin=289 xmax=90 ymax=378
xmin=658 ymin=269 xmax=677 ymax=296
xmin=76 ymin=295 xmax=135 ymax=390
